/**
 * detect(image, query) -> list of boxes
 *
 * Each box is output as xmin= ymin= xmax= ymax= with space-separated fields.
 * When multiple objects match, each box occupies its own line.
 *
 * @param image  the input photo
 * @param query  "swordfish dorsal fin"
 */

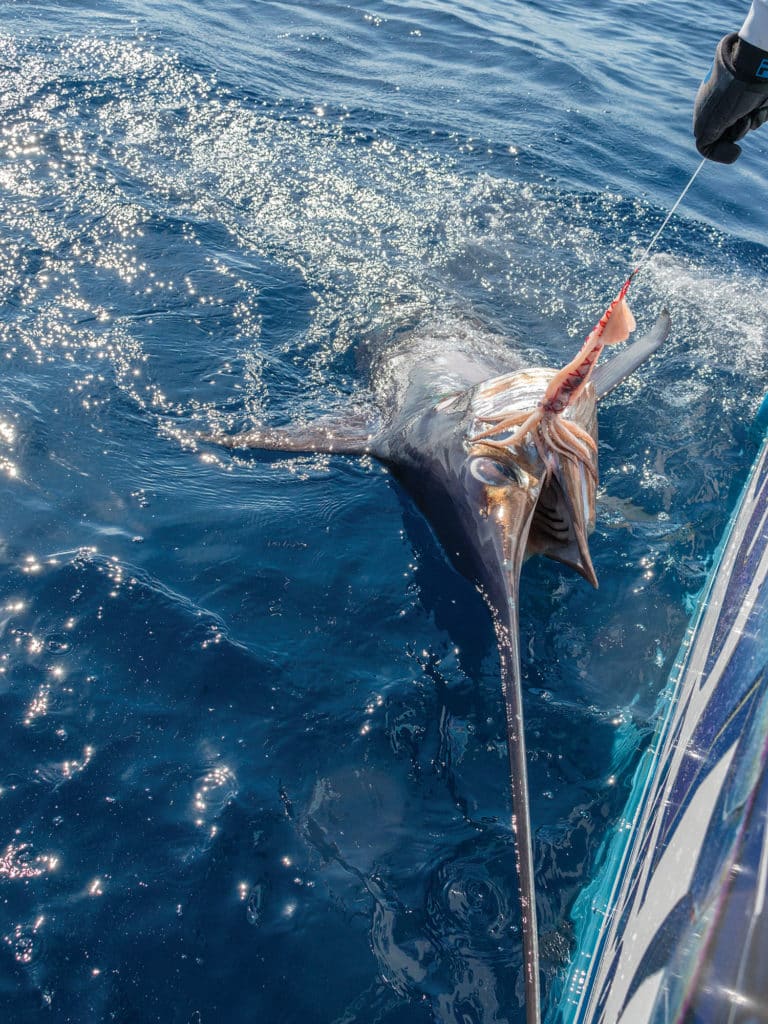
xmin=203 ymin=413 xmax=377 ymax=456
xmin=591 ymin=310 xmax=670 ymax=399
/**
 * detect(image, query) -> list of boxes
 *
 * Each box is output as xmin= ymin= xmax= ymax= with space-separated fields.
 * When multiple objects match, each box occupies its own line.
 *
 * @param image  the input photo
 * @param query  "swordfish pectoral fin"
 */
xmin=201 ymin=415 xmax=378 ymax=456
xmin=591 ymin=309 xmax=671 ymax=399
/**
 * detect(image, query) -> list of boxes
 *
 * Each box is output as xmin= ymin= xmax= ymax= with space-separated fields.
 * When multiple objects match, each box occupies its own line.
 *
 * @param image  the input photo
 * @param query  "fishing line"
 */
xmin=587 ymin=155 xmax=708 ymax=342
xmin=532 ymin=153 xmax=709 ymax=425
xmin=626 ymin=154 xmax=708 ymax=285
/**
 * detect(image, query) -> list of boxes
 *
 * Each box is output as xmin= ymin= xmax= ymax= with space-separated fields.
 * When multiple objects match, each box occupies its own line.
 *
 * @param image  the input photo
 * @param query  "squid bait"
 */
xmin=472 ymin=278 xmax=636 ymax=473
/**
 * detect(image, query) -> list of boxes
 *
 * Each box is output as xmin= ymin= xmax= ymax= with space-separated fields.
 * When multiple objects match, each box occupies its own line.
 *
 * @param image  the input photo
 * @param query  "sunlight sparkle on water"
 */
xmin=1 ymin=843 xmax=59 ymax=879
xmin=4 ymin=916 xmax=45 ymax=965
xmin=192 ymin=763 xmax=237 ymax=827
xmin=51 ymin=745 xmax=94 ymax=782
xmin=23 ymin=684 xmax=50 ymax=725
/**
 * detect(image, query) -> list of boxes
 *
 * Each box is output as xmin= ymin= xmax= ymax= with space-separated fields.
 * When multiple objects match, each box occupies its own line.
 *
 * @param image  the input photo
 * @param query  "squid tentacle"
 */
xmin=557 ymin=419 xmax=597 ymax=455
xmin=532 ymin=419 xmax=597 ymax=485
xmin=473 ymin=408 xmax=530 ymax=433
xmin=541 ymin=420 xmax=596 ymax=480
xmin=548 ymin=418 xmax=597 ymax=467
xmin=508 ymin=410 xmax=545 ymax=450
xmin=474 ymin=409 xmax=539 ymax=444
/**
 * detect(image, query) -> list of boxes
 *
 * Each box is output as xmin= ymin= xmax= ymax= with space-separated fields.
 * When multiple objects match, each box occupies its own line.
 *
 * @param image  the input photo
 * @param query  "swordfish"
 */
xmin=206 ymin=298 xmax=669 ymax=1024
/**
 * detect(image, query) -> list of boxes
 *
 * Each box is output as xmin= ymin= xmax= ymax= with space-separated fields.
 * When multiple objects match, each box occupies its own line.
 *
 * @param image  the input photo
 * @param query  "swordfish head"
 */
xmin=385 ymin=361 xmax=601 ymax=640
xmin=463 ymin=365 xmax=599 ymax=602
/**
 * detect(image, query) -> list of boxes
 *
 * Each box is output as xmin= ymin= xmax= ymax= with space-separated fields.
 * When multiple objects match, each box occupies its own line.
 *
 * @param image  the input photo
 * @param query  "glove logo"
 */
xmin=758 ymin=58 xmax=768 ymax=80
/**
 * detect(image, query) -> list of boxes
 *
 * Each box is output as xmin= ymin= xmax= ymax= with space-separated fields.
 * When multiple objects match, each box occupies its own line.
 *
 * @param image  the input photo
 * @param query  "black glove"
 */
xmin=693 ymin=33 xmax=768 ymax=163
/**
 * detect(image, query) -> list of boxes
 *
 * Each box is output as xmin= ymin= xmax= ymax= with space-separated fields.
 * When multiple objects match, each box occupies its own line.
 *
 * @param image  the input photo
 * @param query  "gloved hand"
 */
xmin=693 ymin=33 xmax=768 ymax=163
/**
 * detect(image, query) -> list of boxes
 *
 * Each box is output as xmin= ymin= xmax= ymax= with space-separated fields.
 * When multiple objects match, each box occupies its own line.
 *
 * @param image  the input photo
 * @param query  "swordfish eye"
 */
xmin=469 ymin=457 xmax=521 ymax=488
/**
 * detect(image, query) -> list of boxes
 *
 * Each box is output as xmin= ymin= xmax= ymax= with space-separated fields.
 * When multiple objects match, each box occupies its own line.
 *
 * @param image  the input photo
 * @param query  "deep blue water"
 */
xmin=0 ymin=2 xmax=767 ymax=1022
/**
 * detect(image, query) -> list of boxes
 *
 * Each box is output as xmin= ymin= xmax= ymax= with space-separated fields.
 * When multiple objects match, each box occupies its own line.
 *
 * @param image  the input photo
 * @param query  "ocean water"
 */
xmin=0 ymin=1 xmax=766 ymax=1022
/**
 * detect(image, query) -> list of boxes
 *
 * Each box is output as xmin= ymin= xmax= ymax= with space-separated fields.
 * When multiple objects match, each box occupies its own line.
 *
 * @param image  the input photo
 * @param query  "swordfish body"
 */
xmin=207 ymin=309 xmax=670 ymax=1024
